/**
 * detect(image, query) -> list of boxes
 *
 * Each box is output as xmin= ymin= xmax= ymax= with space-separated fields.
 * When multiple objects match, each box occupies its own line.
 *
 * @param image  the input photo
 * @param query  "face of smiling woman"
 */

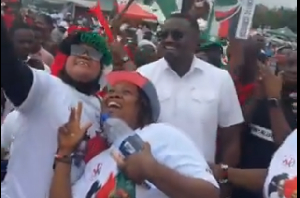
xmin=103 ymin=81 xmax=141 ymax=129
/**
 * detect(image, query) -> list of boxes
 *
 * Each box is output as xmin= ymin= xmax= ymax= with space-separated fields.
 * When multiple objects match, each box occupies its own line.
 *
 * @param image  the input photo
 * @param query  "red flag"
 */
xmin=89 ymin=0 xmax=114 ymax=43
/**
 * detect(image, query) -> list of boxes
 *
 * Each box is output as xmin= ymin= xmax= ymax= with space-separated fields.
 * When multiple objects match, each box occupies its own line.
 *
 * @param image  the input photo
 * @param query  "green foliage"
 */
xmin=253 ymin=5 xmax=297 ymax=33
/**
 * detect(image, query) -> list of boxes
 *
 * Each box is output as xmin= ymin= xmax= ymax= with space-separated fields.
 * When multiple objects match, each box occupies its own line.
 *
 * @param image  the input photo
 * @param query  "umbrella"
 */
xmin=267 ymin=27 xmax=297 ymax=39
xmin=118 ymin=2 xmax=157 ymax=20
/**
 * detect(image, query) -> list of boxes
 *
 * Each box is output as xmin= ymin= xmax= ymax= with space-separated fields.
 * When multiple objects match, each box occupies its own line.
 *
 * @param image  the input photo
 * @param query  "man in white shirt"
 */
xmin=138 ymin=13 xmax=244 ymax=168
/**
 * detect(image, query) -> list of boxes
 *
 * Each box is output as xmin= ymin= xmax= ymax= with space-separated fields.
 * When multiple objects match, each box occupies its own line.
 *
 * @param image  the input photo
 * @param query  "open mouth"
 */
xmin=75 ymin=60 xmax=89 ymax=67
xmin=163 ymin=45 xmax=177 ymax=52
xmin=108 ymin=101 xmax=122 ymax=109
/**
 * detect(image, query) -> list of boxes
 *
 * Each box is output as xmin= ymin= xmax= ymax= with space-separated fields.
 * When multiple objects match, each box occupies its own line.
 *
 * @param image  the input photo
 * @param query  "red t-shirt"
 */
xmin=234 ymin=78 xmax=255 ymax=106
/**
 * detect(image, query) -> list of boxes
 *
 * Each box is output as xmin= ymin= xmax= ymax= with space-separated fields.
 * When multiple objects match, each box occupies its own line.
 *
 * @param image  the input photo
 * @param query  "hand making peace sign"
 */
xmin=57 ymin=102 xmax=92 ymax=155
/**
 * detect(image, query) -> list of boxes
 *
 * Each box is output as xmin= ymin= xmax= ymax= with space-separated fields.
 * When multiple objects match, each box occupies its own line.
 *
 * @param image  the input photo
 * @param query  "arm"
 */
xmin=228 ymin=168 xmax=267 ymax=192
xmin=218 ymin=72 xmax=244 ymax=166
xmin=142 ymin=125 xmax=220 ymax=198
xmin=228 ymin=39 xmax=244 ymax=76
xmin=269 ymin=104 xmax=292 ymax=145
xmin=49 ymin=150 xmax=73 ymax=198
xmin=1 ymin=17 xmax=33 ymax=107
xmin=1 ymin=112 xmax=17 ymax=151
xmin=242 ymin=97 xmax=260 ymax=123
xmin=148 ymin=162 xmax=219 ymax=198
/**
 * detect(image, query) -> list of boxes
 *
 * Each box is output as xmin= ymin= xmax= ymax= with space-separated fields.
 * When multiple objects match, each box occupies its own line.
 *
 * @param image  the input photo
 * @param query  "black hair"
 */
xmin=9 ymin=22 xmax=32 ymax=36
xmin=134 ymin=45 xmax=156 ymax=68
xmin=268 ymin=173 xmax=289 ymax=196
xmin=38 ymin=14 xmax=54 ymax=27
xmin=137 ymin=88 xmax=154 ymax=128
xmin=168 ymin=13 xmax=200 ymax=33
xmin=141 ymin=22 xmax=150 ymax=29
xmin=143 ymin=31 xmax=153 ymax=41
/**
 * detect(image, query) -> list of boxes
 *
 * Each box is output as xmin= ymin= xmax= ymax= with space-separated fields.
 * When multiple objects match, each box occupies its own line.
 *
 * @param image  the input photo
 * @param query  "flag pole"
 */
xmin=111 ymin=0 xmax=135 ymax=23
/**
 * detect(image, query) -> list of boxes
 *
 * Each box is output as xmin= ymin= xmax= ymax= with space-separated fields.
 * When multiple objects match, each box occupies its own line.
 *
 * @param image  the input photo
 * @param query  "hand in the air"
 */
xmin=110 ymin=41 xmax=127 ymax=58
xmin=259 ymin=62 xmax=283 ymax=99
xmin=58 ymin=102 xmax=92 ymax=155
xmin=111 ymin=142 xmax=157 ymax=184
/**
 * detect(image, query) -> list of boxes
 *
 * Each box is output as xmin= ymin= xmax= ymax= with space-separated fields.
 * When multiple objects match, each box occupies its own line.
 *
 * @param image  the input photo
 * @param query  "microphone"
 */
xmin=101 ymin=114 xmax=153 ymax=189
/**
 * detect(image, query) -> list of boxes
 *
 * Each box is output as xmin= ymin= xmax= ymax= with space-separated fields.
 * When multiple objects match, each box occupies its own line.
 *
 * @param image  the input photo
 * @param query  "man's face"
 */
xmin=13 ymin=28 xmax=34 ymax=59
xmin=281 ymin=51 xmax=297 ymax=86
xmin=159 ymin=18 xmax=194 ymax=61
xmin=205 ymin=45 xmax=222 ymax=67
xmin=33 ymin=30 xmax=43 ymax=49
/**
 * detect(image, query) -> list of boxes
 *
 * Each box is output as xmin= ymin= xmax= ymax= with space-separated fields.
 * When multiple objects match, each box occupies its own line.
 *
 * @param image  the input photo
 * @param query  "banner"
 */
xmin=205 ymin=0 xmax=256 ymax=39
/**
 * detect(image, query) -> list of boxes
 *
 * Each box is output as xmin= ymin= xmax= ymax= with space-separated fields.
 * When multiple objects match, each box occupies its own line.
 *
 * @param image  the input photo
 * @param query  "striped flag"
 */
xmin=204 ymin=0 xmax=256 ymax=39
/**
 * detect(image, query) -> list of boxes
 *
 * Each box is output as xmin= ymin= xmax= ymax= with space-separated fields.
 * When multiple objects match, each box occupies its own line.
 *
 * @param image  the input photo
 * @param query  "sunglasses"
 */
xmin=70 ymin=44 xmax=103 ymax=61
xmin=157 ymin=30 xmax=184 ymax=41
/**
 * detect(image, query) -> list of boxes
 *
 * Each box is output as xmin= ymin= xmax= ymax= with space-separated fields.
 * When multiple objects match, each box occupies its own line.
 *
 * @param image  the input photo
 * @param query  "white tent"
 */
xmin=44 ymin=0 xmax=96 ymax=8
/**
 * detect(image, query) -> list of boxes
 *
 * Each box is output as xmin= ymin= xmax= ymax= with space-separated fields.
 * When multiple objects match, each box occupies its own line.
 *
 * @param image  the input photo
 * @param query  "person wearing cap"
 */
xmin=134 ymin=44 xmax=158 ymax=68
xmin=197 ymin=35 xmax=227 ymax=69
xmin=49 ymin=71 xmax=219 ymax=198
xmin=1 ymin=19 xmax=112 ymax=198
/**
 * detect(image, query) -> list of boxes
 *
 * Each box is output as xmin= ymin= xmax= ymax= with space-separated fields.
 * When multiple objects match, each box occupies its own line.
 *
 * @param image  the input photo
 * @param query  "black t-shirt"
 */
xmin=232 ymin=99 xmax=297 ymax=198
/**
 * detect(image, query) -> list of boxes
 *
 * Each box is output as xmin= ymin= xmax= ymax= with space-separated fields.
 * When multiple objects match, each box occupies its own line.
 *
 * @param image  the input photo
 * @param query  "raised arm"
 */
xmin=1 ymin=17 xmax=33 ymax=107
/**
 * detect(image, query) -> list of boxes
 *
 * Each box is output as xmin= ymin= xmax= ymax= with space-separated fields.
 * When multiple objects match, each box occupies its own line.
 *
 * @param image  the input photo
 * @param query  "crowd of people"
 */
xmin=1 ymin=1 xmax=297 ymax=198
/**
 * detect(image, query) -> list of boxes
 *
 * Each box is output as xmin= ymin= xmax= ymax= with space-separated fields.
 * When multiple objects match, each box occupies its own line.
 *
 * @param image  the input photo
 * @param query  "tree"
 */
xmin=253 ymin=5 xmax=297 ymax=33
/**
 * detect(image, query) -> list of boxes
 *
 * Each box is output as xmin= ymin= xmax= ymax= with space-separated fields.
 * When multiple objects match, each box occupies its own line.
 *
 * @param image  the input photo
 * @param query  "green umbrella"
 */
xmin=267 ymin=27 xmax=297 ymax=39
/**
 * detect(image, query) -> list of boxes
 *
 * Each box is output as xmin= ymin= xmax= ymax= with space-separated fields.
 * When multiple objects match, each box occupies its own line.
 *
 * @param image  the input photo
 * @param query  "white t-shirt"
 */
xmin=72 ymin=123 xmax=218 ymax=198
xmin=1 ymin=111 xmax=20 ymax=153
xmin=1 ymin=69 xmax=101 ymax=198
xmin=264 ymin=130 xmax=297 ymax=198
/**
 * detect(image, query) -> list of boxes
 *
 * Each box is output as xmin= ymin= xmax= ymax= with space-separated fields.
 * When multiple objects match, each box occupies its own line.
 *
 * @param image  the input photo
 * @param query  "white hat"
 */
xmin=58 ymin=21 xmax=69 ymax=29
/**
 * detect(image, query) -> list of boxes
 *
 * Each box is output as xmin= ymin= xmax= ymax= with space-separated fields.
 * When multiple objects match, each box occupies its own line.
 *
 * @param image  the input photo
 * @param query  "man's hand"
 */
xmin=259 ymin=62 xmax=283 ymax=99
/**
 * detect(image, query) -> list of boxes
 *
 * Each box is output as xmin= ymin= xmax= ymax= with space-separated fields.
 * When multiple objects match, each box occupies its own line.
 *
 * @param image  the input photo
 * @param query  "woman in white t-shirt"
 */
xmin=211 ymin=130 xmax=297 ymax=198
xmin=49 ymin=71 xmax=219 ymax=198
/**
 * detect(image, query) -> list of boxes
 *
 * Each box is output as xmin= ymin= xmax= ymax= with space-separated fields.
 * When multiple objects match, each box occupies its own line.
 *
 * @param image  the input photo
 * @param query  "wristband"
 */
xmin=53 ymin=153 xmax=73 ymax=169
xmin=219 ymin=164 xmax=229 ymax=184
xmin=55 ymin=154 xmax=73 ymax=163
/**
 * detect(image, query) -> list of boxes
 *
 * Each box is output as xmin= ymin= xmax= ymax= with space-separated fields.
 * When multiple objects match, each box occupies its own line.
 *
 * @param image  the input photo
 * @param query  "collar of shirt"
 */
xmin=159 ymin=56 xmax=205 ymax=73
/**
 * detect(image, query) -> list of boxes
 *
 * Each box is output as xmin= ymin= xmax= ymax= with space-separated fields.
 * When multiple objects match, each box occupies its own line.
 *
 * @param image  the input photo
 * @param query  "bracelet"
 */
xmin=219 ymin=164 xmax=229 ymax=184
xmin=55 ymin=154 xmax=73 ymax=164
xmin=53 ymin=154 xmax=73 ymax=169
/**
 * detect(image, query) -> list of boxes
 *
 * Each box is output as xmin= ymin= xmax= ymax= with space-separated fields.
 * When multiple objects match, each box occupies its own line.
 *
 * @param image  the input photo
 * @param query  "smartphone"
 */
xmin=258 ymin=52 xmax=268 ymax=64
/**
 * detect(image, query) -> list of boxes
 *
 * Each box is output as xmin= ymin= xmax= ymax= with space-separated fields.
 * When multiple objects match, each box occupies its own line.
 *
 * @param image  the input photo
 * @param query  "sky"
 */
xmin=256 ymin=0 xmax=297 ymax=8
